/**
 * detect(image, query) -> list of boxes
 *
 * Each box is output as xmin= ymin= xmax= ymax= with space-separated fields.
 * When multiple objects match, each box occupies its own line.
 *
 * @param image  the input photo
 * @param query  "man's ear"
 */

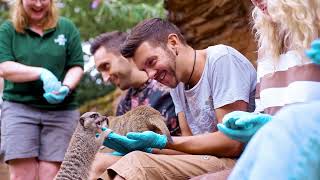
xmin=167 ymin=33 xmax=180 ymax=54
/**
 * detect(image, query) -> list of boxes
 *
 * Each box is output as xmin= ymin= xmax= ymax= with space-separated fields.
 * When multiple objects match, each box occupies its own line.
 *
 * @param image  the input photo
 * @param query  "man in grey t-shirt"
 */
xmin=171 ymin=45 xmax=256 ymax=135
xmin=96 ymin=18 xmax=256 ymax=180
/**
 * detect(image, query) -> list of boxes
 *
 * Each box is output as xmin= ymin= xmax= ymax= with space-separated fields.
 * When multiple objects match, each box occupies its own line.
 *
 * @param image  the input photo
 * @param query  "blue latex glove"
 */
xmin=43 ymin=86 xmax=69 ymax=104
xmin=217 ymin=111 xmax=272 ymax=143
xmin=109 ymin=148 xmax=153 ymax=156
xmin=126 ymin=131 xmax=167 ymax=149
xmin=305 ymin=39 xmax=320 ymax=64
xmin=110 ymin=151 xmax=125 ymax=156
xmin=39 ymin=69 xmax=61 ymax=93
xmin=101 ymin=129 xmax=166 ymax=154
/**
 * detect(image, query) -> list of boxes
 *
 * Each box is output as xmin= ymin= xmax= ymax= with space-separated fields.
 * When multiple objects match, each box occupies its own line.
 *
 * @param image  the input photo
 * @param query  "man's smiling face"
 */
xmin=133 ymin=42 xmax=179 ymax=88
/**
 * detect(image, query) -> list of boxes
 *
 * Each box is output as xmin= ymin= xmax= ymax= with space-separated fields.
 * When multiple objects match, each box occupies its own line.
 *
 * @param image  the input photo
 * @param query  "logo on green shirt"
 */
xmin=54 ymin=34 xmax=67 ymax=46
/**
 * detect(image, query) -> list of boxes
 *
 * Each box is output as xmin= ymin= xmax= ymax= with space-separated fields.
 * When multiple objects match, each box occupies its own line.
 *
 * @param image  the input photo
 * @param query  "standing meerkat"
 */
xmin=55 ymin=105 xmax=172 ymax=180
xmin=55 ymin=111 xmax=108 ymax=180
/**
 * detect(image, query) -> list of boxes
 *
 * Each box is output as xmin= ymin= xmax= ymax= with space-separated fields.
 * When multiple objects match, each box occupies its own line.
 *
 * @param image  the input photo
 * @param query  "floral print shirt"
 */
xmin=116 ymin=79 xmax=180 ymax=135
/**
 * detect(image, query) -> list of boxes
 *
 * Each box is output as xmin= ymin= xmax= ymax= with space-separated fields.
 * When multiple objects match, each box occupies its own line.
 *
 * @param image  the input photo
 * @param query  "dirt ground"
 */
xmin=0 ymin=163 xmax=9 ymax=180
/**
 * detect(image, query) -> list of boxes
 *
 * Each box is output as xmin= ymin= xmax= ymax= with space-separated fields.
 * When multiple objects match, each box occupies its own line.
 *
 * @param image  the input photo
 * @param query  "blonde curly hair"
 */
xmin=252 ymin=0 xmax=320 ymax=62
xmin=10 ymin=0 xmax=59 ymax=33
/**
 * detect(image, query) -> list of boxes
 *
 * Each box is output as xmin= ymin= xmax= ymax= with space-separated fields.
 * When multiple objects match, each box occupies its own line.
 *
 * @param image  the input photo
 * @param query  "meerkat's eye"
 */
xmin=89 ymin=113 xmax=99 ymax=119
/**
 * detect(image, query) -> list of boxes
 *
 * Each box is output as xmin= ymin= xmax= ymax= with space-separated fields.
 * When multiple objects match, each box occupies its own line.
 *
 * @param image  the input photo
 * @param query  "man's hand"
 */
xmin=217 ymin=111 xmax=272 ymax=143
xmin=39 ymin=68 xmax=61 ymax=93
xmin=43 ymin=86 xmax=69 ymax=104
xmin=126 ymin=131 xmax=168 ymax=149
xmin=305 ymin=39 xmax=320 ymax=64
xmin=101 ymin=129 xmax=166 ymax=154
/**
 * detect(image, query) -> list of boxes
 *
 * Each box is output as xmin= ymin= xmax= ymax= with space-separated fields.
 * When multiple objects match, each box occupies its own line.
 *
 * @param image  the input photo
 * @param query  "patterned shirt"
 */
xmin=116 ymin=79 xmax=180 ymax=135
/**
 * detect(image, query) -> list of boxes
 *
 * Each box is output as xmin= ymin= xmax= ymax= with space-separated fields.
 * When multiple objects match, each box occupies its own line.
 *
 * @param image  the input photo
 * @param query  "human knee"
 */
xmin=39 ymin=161 xmax=60 ymax=174
xmin=125 ymin=151 xmax=149 ymax=161
xmin=90 ymin=160 xmax=107 ymax=179
xmin=9 ymin=159 xmax=38 ymax=180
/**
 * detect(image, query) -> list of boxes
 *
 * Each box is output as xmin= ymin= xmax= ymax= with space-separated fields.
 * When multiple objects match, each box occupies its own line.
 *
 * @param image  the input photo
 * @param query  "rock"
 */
xmin=164 ymin=0 xmax=257 ymax=65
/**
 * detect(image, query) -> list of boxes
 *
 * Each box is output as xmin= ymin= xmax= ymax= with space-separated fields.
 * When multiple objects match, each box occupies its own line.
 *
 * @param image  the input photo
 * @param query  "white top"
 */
xmin=255 ymin=51 xmax=320 ymax=114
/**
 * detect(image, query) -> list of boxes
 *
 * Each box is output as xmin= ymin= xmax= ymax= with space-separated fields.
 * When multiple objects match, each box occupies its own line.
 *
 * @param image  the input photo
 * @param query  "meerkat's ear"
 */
xmin=79 ymin=117 xmax=85 ymax=126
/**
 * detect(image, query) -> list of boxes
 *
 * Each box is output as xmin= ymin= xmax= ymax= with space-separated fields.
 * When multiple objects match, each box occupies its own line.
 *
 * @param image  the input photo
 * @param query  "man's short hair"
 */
xmin=90 ymin=31 xmax=128 ymax=55
xmin=120 ymin=18 xmax=186 ymax=58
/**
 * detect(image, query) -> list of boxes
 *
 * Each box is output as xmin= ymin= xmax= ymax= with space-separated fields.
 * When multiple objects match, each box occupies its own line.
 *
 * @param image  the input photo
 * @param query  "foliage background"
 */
xmin=0 ymin=0 xmax=165 ymax=108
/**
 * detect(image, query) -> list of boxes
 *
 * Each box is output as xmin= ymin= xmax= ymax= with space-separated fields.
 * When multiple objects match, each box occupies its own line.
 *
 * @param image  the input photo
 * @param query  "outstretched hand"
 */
xmin=99 ymin=128 xmax=165 ymax=154
xmin=217 ymin=111 xmax=272 ymax=143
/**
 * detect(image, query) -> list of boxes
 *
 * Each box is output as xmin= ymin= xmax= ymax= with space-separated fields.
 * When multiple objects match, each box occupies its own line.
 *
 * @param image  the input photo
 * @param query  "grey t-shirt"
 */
xmin=170 ymin=45 xmax=256 ymax=135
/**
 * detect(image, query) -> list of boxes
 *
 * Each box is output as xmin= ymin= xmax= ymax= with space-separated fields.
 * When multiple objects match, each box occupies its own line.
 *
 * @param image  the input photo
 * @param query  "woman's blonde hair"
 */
xmin=252 ymin=0 xmax=320 ymax=62
xmin=10 ymin=0 xmax=59 ymax=33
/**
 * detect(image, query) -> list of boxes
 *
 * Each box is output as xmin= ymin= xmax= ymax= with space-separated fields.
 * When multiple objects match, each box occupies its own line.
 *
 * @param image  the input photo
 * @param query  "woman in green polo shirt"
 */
xmin=0 ymin=0 xmax=84 ymax=179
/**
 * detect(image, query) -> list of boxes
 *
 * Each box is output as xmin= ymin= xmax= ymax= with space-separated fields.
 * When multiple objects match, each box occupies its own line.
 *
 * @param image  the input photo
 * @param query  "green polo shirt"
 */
xmin=0 ymin=17 xmax=84 ymax=110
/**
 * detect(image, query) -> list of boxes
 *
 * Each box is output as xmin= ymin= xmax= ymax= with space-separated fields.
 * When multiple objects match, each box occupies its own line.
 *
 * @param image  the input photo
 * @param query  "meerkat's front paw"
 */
xmin=95 ymin=128 xmax=112 ymax=145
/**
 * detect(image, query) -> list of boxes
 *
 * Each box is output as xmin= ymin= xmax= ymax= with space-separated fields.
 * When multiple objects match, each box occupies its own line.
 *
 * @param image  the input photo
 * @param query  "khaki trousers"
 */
xmin=100 ymin=151 xmax=235 ymax=180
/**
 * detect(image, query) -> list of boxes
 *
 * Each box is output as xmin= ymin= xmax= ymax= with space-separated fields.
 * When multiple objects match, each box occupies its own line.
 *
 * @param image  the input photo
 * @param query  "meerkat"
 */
xmin=54 ymin=111 xmax=108 ymax=180
xmin=55 ymin=105 xmax=172 ymax=180
xmin=107 ymin=105 xmax=172 ymax=142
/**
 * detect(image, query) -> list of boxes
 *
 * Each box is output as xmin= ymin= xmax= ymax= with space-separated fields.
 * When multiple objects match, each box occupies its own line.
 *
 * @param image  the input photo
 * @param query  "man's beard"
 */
xmin=164 ymin=48 xmax=179 ymax=86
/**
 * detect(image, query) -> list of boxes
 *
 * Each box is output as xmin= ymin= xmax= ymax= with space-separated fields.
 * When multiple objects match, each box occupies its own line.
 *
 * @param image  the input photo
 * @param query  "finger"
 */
xmin=109 ymin=132 xmax=137 ymax=144
xmin=235 ymin=117 xmax=252 ymax=127
xmin=111 ymin=151 xmax=125 ymax=156
xmin=58 ymin=86 xmax=69 ymax=95
xmin=311 ymin=39 xmax=320 ymax=49
xmin=145 ymin=148 xmax=153 ymax=153
xmin=103 ymin=136 xmax=131 ymax=153
xmin=217 ymin=124 xmax=243 ymax=137
xmin=126 ymin=132 xmax=144 ymax=140
xmin=43 ymin=93 xmax=59 ymax=104
xmin=222 ymin=111 xmax=245 ymax=127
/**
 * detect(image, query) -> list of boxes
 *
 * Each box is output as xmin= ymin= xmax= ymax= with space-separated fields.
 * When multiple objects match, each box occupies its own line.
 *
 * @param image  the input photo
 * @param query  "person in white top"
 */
xmin=216 ymin=0 xmax=320 ymax=179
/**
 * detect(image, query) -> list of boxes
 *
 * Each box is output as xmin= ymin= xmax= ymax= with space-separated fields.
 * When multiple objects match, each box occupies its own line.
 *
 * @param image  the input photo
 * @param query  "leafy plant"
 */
xmin=58 ymin=0 xmax=166 ymax=41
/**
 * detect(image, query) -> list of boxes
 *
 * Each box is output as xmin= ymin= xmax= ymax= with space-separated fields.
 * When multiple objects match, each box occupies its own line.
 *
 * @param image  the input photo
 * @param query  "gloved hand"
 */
xmin=102 ymin=131 xmax=137 ymax=154
xmin=39 ymin=68 xmax=62 ymax=93
xmin=43 ymin=85 xmax=69 ymax=104
xmin=126 ymin=131 xmax=167 ymax=150
xmin=217 ymin=111 xmax=272 ymax=143
xmin=101 ymin=129 xmax=166 ymax=154
xmin=305 ymin=39 xmax=320 ymax=64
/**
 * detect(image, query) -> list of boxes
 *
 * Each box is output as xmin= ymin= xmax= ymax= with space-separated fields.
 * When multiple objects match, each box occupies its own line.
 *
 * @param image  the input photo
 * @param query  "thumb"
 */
xmin=43 ymin=93 xmax=59 ymax=104
xmin=217 ymin=123 xmax=234 ymax=135
xmin=58 ymin=86 xmax=70 ymax=95
xmin=145 ymin=148 xmax=153 ymax=153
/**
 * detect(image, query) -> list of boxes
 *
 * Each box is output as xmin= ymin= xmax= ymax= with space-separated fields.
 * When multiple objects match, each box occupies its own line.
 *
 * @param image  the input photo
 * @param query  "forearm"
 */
xmin=62 ymin=66 xmax=83 ymax=90
xmin=166 ymin=131 xmax=243 ymax=157
xmin=177 ymin=112 xmax=193 ymax=136
xmin=0 ymin=61 xmax=43 ymax=82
